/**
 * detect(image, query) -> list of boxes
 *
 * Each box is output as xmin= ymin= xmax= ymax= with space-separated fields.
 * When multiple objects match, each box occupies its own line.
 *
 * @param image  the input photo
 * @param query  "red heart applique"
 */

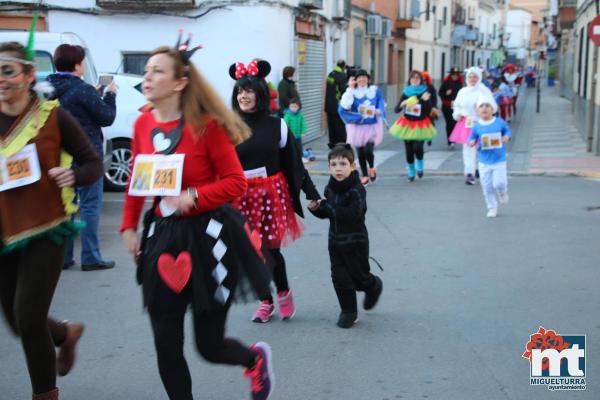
xmin=157 ymin=252 xmax=192 ymax=294
xmin=244 ymin=222 xmax=265 ymax=262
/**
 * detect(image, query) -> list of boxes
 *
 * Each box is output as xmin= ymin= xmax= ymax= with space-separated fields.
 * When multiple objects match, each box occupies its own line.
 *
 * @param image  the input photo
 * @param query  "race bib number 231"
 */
xmin=128 ymin=153 xmax=185 ymax=197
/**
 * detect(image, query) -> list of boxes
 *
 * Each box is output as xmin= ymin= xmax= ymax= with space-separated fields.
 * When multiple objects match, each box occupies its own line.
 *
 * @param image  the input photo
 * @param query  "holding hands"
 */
xmin=308 ymin=199 xmax=321 ymax=211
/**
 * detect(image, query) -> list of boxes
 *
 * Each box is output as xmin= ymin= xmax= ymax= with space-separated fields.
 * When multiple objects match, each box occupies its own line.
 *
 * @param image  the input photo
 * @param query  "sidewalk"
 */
xmin=303 ymin=83 xmax=600 ymax=177
xmin=522 ymin=83 xmax=600 ymax=177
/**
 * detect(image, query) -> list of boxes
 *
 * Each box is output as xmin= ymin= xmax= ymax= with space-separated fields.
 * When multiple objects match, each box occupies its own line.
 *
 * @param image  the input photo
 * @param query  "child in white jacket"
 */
xmin=450 ymin=67 xmax=496 ymax=185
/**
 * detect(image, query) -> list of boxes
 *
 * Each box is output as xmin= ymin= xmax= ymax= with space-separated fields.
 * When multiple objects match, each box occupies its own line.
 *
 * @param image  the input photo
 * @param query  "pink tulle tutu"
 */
xmin=345 ymin=120 xmax=384 ymax=147
xmin=449 ymin=117 xmax=474 ymax=144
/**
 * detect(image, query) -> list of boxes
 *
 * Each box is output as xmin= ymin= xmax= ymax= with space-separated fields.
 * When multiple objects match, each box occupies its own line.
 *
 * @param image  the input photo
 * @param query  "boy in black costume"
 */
xmin=308 ymin=144 xmax=382 ymax=328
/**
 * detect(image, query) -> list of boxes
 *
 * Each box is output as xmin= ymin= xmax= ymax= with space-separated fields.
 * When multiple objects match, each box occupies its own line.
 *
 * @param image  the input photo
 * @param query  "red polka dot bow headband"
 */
xmin=229 ymin=60 xmax=271 ymax=80
xmin=234 ymin=61 xmax=259 ymax=79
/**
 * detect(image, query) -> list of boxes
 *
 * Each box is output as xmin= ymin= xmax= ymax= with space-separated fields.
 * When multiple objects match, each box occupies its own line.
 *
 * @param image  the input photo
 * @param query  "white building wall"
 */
xmin=405 ymin=0 xmax=454 ymax=84
xmin=505 ymin=9 xmax=532 ymax=58
xmin=46 ymin=5 xmax=296 ymax=103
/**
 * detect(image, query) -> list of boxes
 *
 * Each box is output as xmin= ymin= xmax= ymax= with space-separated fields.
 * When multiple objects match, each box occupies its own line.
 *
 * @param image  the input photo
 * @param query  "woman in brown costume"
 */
xmin=0 ymin=41 xmax=102 ymax=400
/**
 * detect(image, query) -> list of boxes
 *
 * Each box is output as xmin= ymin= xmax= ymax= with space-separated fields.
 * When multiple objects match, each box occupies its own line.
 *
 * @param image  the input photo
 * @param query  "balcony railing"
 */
xmin=395 ymin=18 xmax=421 ymax=30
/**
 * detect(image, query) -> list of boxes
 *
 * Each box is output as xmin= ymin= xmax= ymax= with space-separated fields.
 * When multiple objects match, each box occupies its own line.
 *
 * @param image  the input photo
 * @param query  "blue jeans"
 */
xmin=295 ymin=137 xmax=304 ymax=156
xmin=65 ymin=177 xmax=104 ymax=265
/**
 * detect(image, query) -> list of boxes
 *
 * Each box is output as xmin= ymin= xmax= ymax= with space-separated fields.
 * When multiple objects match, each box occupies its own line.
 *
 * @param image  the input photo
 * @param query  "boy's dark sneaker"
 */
xmin=337 ymin=312 xmax=358 ymax=329
xmin=244 ymin=342 xmax=274 ymax=400
xmin=363 ymin=276 xmax=383 ymax=310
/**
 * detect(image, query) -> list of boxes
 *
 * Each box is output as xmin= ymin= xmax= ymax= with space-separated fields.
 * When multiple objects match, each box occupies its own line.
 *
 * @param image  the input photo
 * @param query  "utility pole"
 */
xmin=536 ymin=56 xmax=541 ymax=113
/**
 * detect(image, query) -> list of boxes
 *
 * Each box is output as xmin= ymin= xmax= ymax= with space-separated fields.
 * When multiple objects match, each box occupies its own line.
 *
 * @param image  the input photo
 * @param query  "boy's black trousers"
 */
xmin=329 ymin=241 xmax=377 ymax=313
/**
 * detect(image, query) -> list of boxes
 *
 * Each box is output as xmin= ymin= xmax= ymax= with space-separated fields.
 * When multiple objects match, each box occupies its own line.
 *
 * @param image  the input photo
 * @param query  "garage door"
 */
xmin=296 ymin=38 xmax=326 ymax=142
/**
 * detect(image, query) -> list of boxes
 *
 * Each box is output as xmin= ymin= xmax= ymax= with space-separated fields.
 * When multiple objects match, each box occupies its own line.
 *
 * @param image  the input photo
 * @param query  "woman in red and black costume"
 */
xmin=120 ymin=37 xmax=274 ymax=400
xmin=229 ymin=60 xmax=320 ymax=323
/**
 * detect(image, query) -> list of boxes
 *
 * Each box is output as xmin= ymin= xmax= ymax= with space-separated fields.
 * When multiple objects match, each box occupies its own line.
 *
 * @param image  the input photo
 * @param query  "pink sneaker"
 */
xmin=243 ymin=342 xmax=274 ymax=400
xmin=277 ymin=290 xmax=296 ymax=320
xmin=252 ymin=301 xmax=275 ymax=323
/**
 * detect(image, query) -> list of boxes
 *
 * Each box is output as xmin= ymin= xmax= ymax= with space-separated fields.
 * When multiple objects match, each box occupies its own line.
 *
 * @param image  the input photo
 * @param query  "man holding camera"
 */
xmin=47 ymin=44 xmax=117 ymax=271
xmin=324 ymin=60 xmax=348 ymax=148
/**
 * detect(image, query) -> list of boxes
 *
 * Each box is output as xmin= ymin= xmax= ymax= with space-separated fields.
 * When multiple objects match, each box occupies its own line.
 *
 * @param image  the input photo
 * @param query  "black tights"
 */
xmin=356 ymin=142 xmax=375 ymax=177
xmin=261 ymin=248 xmax=289 ymax=303
xmin=404 ymin=140 xmax=424 ymax=164
xmin=0 ymin=237 xmax=68 ymax=395
xmin=149 ymin=283 xmax=256 ymax=400
xmin=442 ymin=106 xmax=456 ymax=144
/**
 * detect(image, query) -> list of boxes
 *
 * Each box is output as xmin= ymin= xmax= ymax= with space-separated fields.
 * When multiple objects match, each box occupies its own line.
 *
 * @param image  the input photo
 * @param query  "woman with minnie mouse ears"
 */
xmin=120 ymin=32 xmax=274 ymax=400
xmin=230 ymin=59 xmax=321 ymax=324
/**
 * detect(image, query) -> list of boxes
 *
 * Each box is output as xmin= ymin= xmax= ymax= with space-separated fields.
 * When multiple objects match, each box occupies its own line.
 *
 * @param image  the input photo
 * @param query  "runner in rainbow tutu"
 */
xmin=389 ymin=70 xmax=437 ymax=181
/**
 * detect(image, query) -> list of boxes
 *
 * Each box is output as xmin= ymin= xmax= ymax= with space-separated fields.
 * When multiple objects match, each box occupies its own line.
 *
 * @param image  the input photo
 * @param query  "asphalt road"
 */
xmin=1 ymin=175 xmax=599 ymax=400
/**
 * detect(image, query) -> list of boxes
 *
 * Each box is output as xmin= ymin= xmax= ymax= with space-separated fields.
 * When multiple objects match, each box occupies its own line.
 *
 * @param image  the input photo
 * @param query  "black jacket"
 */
xmin=309 ymin=171 xmax=368 ymax=246
xmin=438 ymin=77 xmax=463 ymax=108
xmin=47 ymin=73 xmax=116 ymax=155
xmin=236 ymin=112 xmax=320 ymax=218
xmin=325 ymin=67 xmax=347 ymax=114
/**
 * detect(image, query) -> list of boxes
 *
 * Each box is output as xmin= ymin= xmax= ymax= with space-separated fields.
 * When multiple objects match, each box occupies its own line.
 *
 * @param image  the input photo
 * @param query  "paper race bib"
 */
xmin=480 ymin=132 xmax=503 ymax=150
xmin=244 ymin=167 xmax=268 ymax=179
xmin=128 ymin=153 xmax=184 ymax=196
xmin=358 ymin=104 xmax=376 ymax=118
xmin=0 ymin=144 xmax=42 ymax=192
xmin=465 ymin=116 xmax=476 ymax=128
xmin=405 ymin=103 xmax=422 ymax=117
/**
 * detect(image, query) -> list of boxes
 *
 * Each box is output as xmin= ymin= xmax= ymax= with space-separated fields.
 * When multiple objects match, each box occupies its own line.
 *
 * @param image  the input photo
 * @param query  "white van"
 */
xmin=0 ymin=31 xmax=139 ymax=191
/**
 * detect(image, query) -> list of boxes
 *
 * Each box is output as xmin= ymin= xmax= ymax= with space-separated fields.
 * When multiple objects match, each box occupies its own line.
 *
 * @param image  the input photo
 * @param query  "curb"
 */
xmin=305 ymin=169 xmax=600 ymax=178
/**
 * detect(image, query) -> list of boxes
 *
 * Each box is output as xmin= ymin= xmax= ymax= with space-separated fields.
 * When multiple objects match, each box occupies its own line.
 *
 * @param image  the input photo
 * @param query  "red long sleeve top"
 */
xmin=120 ymin=111 xmax=247 ymax=232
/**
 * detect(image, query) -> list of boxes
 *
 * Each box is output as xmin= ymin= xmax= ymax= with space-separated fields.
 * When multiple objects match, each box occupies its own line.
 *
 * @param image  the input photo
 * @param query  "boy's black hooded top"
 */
xmin=47 ymin=73 xmax=116 ymax=155
xmin=309 ymin=170 xmax=368 ymax=246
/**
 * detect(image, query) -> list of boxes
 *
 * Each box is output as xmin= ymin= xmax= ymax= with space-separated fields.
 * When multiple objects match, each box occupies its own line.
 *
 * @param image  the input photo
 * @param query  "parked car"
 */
xmin=0 ymin=30 xmax=145 ymax=191
xmin=0 ymin=31 xmax=112 ymax=169
xmin=101 ymin=73 xmax=145 ymax=191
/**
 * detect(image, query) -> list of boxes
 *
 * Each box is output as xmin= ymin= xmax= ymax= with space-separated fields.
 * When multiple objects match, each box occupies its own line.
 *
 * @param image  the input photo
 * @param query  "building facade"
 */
xmin=0 ymin=0 xmax=352 ymax=141
xmin=571 ymin=0 xmax=600 ymax=153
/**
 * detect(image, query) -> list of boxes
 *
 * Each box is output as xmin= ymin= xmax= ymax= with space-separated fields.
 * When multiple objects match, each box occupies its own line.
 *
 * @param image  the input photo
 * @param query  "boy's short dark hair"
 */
xmin=328 ymin=143 xmax=355 ymax=164
xmin=289 ymin=97 xmax=300 ymax=105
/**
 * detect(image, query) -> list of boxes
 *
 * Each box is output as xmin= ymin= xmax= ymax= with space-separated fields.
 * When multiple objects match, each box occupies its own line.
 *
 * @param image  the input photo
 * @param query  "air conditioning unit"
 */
xmin=299 ymin=0 xmax=323 ymax=9
xmin=381 ymin=18 xmax=392 ymax=38
xmin=366 ymin=15 xmax=382 ymax=36
xmin=332 ymin=0 xmax=351 ymax=21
